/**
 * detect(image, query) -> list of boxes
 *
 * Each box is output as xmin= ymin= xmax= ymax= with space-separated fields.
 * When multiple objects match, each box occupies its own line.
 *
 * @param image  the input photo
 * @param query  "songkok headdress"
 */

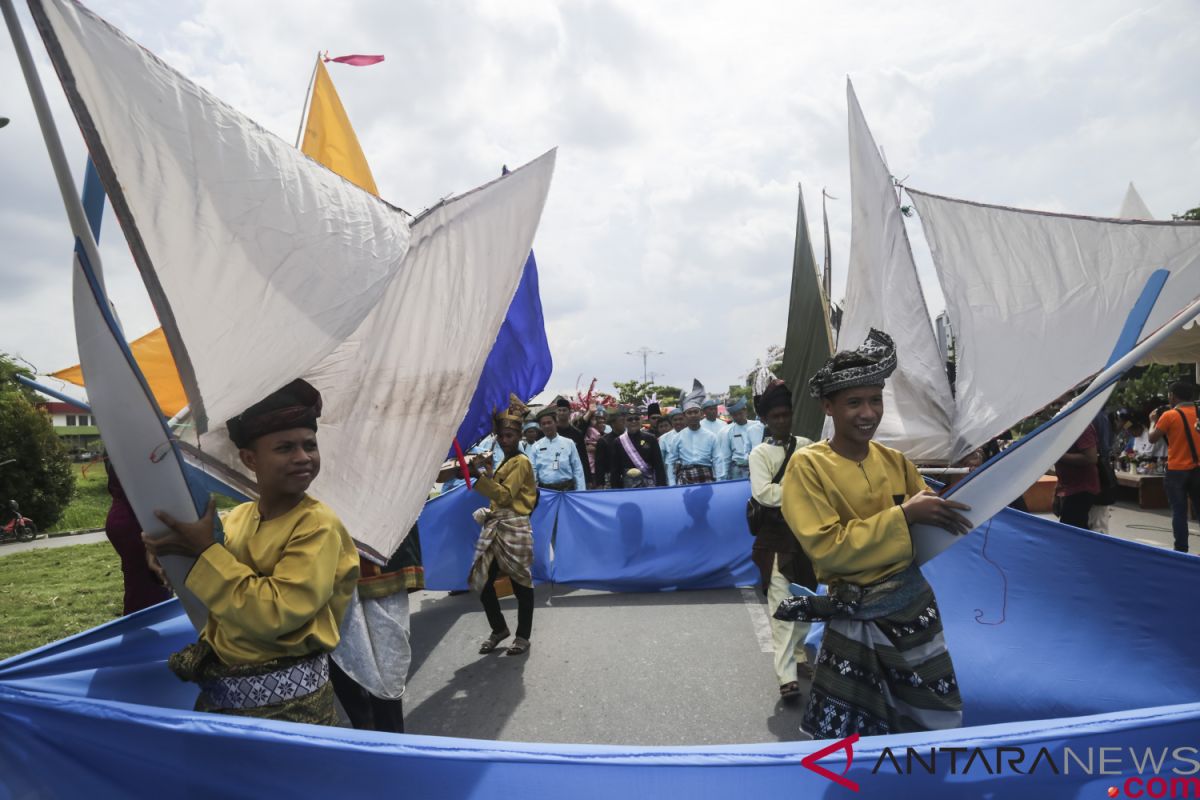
xmin=492 ymin=394 xmax=528 ymax=433
xmin=226 ymin=378 xmax=322 ymax=449
xmin=681 ymin=380 xmax=706 ymax=411
xmin=753 ymin=379 xmax=792 ymax=418
xmin=522 ymin=421 xmax=539 ymax=432
xmin=555 ymin=396 xmax=572 ymax=409
xmin=808 ymin=328 xmax=897 ymax=399
xmin=701 ymin=397 xmax=719 ymax=410
xmin=726 ymin=397 xmax=748 ymax=414
xmin=667 ymin=407 xmax=683 ymax=419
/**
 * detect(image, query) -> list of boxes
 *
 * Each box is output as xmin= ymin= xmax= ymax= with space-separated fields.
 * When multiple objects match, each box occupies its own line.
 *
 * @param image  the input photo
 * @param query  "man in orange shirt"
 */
xmin=1149 ymin=381 xmax=1200 ymax=553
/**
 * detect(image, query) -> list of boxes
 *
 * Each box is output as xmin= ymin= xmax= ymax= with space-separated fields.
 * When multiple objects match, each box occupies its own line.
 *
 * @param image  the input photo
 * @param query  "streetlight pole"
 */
xmin=625 ymin=346 xmax=662 ymax=384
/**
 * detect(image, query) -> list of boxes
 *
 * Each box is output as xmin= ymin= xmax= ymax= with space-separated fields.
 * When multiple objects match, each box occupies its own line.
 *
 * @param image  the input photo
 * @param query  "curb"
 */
xmin=45 ymin=527 xmax=105 ymax=539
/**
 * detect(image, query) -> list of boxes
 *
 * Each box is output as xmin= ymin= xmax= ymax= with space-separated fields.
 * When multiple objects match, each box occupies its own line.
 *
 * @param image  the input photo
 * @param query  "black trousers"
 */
xmin=329 ymin=657 xmax=404 ymax=733
xmin=480 ymin=560 xmax=534 ymax=640
xmin=1057 ymin=492 xmax=1094 ymax=530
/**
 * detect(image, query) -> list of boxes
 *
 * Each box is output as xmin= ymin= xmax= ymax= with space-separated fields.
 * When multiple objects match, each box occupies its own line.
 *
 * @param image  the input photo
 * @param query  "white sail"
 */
xmin=33 ymin=0 xmax=412 ymax=433
xmin=32 ymin=0 xmax=556 ymax=563
xmin=837 ymin=80 xmax=956 ymax=461
xmin=197 ymin=153 xmax=557 ymax=563
xmin=907 ymin=188 xmax=1200 ymax=461
xmin=1119 ymin=182 xmax=1155 ymax=221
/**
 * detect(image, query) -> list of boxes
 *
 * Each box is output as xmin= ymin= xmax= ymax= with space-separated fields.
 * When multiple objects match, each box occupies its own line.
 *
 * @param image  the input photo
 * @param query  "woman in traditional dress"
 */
xmin=470 ymin=395 xmax=539 ymax=656
xmin=777 ymin=330 xmax=972 ymax=739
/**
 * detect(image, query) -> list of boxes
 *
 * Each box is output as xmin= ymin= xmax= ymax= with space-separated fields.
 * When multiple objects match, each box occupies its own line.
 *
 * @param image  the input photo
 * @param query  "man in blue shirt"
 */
xmin=718 ymin=397 xmax=765 ymax=479
xmin=657 ymin=407 xmax=684 ymax=485
xmin=699 ymin=397 xmax=727 ymax=439
xmin=530 ymin=406 xmax=586 ymax=491
xmin=669 ymin=381 xmax=724 ymax=484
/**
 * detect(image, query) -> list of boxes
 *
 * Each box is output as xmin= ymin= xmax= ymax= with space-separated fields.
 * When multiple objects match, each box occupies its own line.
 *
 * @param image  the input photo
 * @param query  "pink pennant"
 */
xmin=323 ymin=53 xmax=385 ymax=67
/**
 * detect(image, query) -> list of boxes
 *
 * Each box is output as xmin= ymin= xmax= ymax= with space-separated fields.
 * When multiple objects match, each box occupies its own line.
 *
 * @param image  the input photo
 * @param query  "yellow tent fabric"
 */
xmin=301 ymin=59 xmax=379 ymax=196
xmin=52 ymin=327 xmax=189 ymax=416
xmin=54 ymin=57 xmax=379 ymax=416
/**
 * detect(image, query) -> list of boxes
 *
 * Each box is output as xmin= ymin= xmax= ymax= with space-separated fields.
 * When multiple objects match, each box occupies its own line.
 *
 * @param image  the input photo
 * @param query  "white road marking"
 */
xmin=739 ymin=586 xmax=775 ymax=654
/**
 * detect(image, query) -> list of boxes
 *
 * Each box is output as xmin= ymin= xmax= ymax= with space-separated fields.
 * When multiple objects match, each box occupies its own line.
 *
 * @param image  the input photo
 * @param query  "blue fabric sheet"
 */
xmin=549 ymin=481 xmax=758 ymax=591
xmin=449 ymin=249 xmax=553 ymax=456
xmin=5 ymin=489 xmax=1200 ymax=796
xmin=418 ymin=485 xmax=559 ymax=590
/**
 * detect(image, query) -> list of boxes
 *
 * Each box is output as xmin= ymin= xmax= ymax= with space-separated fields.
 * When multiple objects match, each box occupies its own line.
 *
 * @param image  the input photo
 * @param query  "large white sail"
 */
xmin=197 ymin=154 xmax=557 ymax=562
xmin=837 ymin=80 xmax=956 ymax=461
xmin=31 ymin=0 xmax=555 ymax=563
xmin=32 ymin=0 xmax=413 ymax=434
xmin=908 ymin=188 xmax=1200 ymax=460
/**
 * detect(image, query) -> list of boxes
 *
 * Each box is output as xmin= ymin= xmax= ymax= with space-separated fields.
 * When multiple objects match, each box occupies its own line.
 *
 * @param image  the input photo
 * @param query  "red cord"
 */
xmin=452 ymin=438 xmax=472 ymax=490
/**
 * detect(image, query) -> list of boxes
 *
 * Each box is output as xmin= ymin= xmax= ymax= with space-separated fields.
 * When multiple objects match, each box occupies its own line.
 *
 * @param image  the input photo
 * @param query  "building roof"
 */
xmin=42 ymin=401 xmax=89 ymax=414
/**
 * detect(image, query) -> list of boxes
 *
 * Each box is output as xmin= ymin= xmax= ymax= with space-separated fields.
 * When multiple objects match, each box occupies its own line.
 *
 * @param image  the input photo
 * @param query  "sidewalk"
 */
xmin=0 ymin=528 xmax=107 ymax=556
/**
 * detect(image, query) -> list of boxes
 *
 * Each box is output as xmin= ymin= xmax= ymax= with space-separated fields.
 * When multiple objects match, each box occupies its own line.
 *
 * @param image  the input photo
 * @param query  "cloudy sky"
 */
xmin=2 ymin=0 xmax=1198 ymax=404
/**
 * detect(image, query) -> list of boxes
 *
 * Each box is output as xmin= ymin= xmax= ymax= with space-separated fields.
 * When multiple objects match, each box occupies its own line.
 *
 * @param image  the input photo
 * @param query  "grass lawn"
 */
xmin=51 ymin=461 xmax=111 ymax=533
xmin=0 ymin=542 xmax=124 ymax=661
xmin=50 ymin=461 xmax=242 ymax=533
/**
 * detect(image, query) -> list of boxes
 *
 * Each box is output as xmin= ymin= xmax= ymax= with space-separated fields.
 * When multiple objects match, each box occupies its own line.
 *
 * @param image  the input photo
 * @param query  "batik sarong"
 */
xmin=468 ymin=507 xmax=534 ymax=591
xmin=675 ymin=465 xmax=715 ymax=485
xmin=775 ymin=565 xmax=962 ymax=738
xmin=169 ymin=641 xmax=337 ymax=725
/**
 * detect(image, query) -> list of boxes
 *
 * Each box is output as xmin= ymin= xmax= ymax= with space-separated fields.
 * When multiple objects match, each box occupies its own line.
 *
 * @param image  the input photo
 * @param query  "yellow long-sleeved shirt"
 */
xmin=473 ymin=452 xmax=538 ymax=516
xmin=780 ymin=440 xmax=924 ymax=586
xmin=186 ymin=495 xmax=360 ymax=666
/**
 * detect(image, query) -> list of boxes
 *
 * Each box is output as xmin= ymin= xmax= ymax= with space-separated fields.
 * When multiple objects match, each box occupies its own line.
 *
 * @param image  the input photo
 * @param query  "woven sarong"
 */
xmin=169 ymin=641 xmax=337 ymax=725
xmin=676 ymin=465 xmax=715 ymax=485
xmin=621 ymin=470 xmax=655 ymax=489
xmin=727 ymin=462 xmax=750 ymax=480
xmin=468 ymin=507 xmax=534 ymax=591
xmin=800 ymin=574 xmax=962 ymax=739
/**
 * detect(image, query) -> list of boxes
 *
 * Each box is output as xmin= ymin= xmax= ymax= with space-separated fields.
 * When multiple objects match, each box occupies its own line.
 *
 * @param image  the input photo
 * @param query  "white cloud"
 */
xmin=1 ymin=0 xmax=1197 ymax=403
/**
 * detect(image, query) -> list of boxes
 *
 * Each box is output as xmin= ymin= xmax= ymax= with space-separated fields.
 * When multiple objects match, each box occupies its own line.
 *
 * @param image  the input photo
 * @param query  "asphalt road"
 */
xmin=402 ymin=584 xmax=811 ymax=745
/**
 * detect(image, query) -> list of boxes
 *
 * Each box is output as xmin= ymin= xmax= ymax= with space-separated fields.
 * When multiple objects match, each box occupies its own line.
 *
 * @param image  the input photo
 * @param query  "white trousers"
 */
xmin=766 ymin=554 xmax=812 ymax=686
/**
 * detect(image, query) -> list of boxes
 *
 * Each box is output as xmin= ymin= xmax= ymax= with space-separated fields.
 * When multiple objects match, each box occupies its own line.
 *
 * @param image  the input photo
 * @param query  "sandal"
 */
xmin=505 ymin=637 xmax=531 ymax=656
xmin=779 ymin=681 xmax=801 ymax=699
xmin=478 ymin=629 xmax=511 ymax=654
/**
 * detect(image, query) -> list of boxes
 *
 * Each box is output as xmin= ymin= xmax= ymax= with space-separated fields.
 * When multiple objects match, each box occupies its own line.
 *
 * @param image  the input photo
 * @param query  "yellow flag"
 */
xmin=52 ymin=327 xmax=189 ymax=417
xmin=56 ymin=57 xmax=380 ymax=415
xmin=301 ymin=59 xmax=379 ymax=196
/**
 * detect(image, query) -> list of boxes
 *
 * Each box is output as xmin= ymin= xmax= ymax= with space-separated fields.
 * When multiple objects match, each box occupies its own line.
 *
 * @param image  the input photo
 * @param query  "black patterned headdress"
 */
xmin=808 ymin=329 xmax=897 ymax=399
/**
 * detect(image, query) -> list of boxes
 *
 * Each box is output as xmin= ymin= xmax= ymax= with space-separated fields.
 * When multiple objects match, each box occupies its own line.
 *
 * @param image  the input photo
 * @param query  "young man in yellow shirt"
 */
xmin=145 ymin=379 xmax=359 ymax=725
xmin=777 ymin=330 xmax=972 ymax=739
xmin=470 ymin=395 xmax=539 ymax=656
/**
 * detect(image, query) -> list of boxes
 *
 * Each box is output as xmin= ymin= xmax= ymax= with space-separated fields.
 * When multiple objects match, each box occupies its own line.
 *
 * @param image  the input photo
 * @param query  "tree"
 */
xmin=1173 ymin=205 xmax=1200 ymax=222
xmin=611 ymin=380 xmax=682 ymax=408
xmin=1109 ymin=364 xmax=1191 ymax=415
xmin=612 ymin=379 xmax=652 ymax=405
xmin=0 ymin=354 xmax=75 ymax=528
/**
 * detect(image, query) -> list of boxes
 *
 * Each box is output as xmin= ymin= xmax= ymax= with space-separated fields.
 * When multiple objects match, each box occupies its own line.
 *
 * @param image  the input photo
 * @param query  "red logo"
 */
xmin=802 ymin=733 xmax=861 ymax=792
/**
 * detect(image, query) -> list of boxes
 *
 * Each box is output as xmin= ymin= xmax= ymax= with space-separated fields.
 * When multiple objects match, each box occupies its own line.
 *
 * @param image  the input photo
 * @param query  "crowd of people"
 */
xmin=1048 ymin=380 xmax=1200 ymax=554
xmin=98 ymin=328 xmax=1021 ymax=743
xmin=451 ymin=380 xmax=766 ymax=494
